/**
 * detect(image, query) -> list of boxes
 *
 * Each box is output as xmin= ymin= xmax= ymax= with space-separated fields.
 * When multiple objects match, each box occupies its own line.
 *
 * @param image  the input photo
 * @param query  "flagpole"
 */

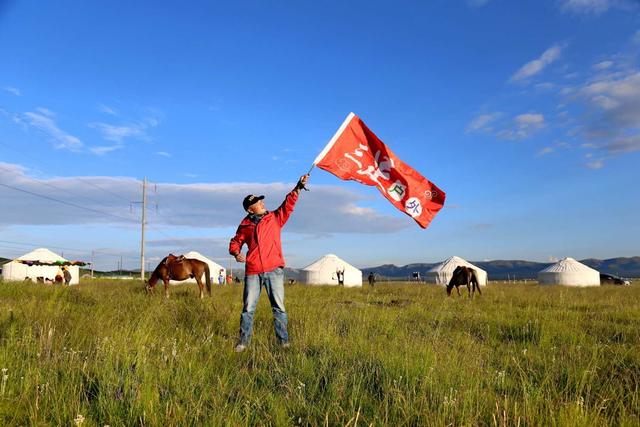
xmin=310 ymin=112 xmax=356 ymax=169
xmin=306 ymin=163 xmax=315 ymax=175
xmin=302 ymin=112 xmax=356 ymax=189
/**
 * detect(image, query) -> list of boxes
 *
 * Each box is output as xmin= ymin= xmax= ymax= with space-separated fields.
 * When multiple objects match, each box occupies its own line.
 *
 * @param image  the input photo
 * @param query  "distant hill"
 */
xmin=580 ymin=257 xmax=640 ymax=277
xmin=2 ymin=256 xmax=639 ymax=280
xmin=361 ymin=257 xmax=640 ymax=280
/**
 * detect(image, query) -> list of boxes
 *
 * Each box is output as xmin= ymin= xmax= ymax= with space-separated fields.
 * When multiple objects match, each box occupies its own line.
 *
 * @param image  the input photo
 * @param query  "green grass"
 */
xmin=0 ymin=279 xmax=638 ymax=426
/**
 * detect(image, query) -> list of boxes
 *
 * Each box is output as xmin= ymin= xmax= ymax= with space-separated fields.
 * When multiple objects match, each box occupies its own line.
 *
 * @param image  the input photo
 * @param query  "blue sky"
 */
xmin=1 ymin=0 xmax=639 ymax=271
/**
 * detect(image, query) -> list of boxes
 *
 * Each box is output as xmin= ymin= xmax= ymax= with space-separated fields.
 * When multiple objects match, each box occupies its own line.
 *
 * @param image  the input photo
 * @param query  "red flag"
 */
xmin=313 ymin=113 xmax=445 ymax=228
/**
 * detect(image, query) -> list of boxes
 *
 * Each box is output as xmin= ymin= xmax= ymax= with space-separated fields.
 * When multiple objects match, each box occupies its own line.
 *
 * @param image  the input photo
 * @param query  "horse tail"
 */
xmin=204 ymin=263 xmax=211 ymax=294
xmin=473 ymin=270 xmax=482 ymax=295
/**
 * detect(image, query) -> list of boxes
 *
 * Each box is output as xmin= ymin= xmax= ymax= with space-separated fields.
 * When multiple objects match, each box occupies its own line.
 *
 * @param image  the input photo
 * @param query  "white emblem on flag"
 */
xmin=404 ymin=197 xmax=422 ymax=217
xmin=344 ymin=144 xmax=369 ymax=168
xmin=387 ymin=180 xmax=407 ymax=202
xmin=424 ymin=190 xmax=438 ymax=199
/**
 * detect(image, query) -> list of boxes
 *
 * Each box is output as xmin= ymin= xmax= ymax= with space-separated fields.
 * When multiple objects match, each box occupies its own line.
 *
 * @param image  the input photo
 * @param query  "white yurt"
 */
xmin=301 ymin=254 xmax=362 ymax=287
xmin=425 ymin=255 xmax=488 ymax=286
xmin=2 ymin=248 xmax=80 ymax=285
xmin=169 ymin=251 xmax=226 ymax=285
xmin=537 ymin=257 xmax=600 ymax=287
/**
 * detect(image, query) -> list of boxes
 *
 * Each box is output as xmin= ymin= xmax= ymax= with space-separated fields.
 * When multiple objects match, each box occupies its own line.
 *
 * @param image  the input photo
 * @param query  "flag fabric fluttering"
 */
xmin=313 ymin=112 xmax=445 ymax=229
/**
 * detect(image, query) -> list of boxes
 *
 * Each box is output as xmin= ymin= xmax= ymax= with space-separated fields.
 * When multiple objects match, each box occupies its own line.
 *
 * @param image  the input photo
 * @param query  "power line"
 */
xmin=79 ymin=178 xmax=133 ymax=203
xmin=0 ymin=140 xmax=204 ymax=266
xmin=0 ymin=182 xmax=137 ymax=224
xmin=0 ymin=163 xmax=130 ymax=211
xmin=0 ymin=139 xmax=138 ymax=203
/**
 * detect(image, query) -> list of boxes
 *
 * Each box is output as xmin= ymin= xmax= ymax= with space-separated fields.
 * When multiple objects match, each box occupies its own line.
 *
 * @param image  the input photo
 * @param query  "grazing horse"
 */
xmin=147 ymin=254 xmax=211 ymax=299
xmin=447 ymin=266 xmax=482 ymax=297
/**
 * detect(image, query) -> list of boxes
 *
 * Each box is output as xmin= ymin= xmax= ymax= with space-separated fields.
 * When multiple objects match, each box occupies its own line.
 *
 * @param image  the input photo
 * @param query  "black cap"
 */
xmin=243 ymin=194 xmax=264 ymax=211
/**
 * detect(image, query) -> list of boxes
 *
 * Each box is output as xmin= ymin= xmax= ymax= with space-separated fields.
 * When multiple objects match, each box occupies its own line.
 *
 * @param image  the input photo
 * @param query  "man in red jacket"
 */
xmin=229 ymin=174 xmax=309 ymax=352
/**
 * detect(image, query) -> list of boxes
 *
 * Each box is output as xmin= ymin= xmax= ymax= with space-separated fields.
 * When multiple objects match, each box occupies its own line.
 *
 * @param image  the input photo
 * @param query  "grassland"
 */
xmin=0 ymin=279 xmax=638 ymax=426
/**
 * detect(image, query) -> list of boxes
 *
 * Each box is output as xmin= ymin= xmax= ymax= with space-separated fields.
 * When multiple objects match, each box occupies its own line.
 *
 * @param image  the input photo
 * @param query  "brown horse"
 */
xmin=447 ymin=266 xmax=482 ymax=297
xmin=147 ymin=254 xmax=211 ymax=299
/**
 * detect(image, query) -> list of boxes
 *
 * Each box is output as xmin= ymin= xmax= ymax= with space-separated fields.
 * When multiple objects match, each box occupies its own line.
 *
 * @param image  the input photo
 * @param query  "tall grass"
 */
xmin=0 ymin=279 xmax=638 ymax=426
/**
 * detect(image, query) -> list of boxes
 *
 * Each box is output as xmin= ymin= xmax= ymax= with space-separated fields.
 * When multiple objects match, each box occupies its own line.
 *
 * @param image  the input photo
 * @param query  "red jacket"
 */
xmin=229 ymin=190 xmax=299 ymax=275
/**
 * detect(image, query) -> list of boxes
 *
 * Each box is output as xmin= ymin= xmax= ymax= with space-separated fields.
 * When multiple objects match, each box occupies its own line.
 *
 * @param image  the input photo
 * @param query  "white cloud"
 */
xmin=585 ymin=159 xmax=604 ymax=169
xmin=36 ymin=107 xmax=55 ymax=117
xmin=560 ymin=0 xmax=613 ymax=15
xmin=581 ymin=142 xmax=598 ymax=148
xmin=0 ymin=161 xmax=408 ymax=235
xmin=498 ymin=113 xmax=546 ymax=140
xmin=89 ymin=123 xmax=146 ymax=143
xmin=3 ymin=86 xmax=21 ymax=96
xmin=90 ymin=144 xmax=124 ymax=155
xmin=98 ymin=104 xmax=118 ymax=116
xmin=510 ymin=44 xmax=564 ymax=83
xmin=559 ymin=0 xmax=637 ymax=15
xmin=466 ymin=112 xmax=502 ymax=133
xmin=592 ymin=61 xmax=613 ymax=71
xmin=537 ymin=147 xmax=554 ymax=156
xmin=467 ymin=0 xmax=490 ymax=7
xmin=579 ymin=71 xmax=640 ymax=128
xmin=606 ymin=134 xmax=640 ymax=153
xmin=633 ymin=30 xmax=640 ymax=44
xmin=155 ymin=151 xmax=171 ymax=157
xmin=21 ymin=111 xmax=83 ymax=150
xmin=89 ymin=110 xmax=161 ymax=150
xmin=516 ymin=113 xmax=545 ymax=126
xmin=535 ymin=82 xmax=556 ymax=91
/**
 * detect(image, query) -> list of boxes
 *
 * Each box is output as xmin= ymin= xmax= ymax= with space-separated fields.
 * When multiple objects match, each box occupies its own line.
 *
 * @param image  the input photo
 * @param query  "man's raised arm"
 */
xmin=274 ymin=174 xmax=309 ymax=226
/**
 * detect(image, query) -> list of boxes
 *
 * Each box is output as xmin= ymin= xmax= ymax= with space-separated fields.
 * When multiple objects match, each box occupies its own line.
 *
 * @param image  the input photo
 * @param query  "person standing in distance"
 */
xmin=229 ymin=174 xmax=309 ymax=352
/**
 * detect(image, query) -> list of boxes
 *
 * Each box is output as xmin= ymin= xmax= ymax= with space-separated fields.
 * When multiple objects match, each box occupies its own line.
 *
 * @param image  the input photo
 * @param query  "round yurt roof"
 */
xmin=302 ymin=254 xmax=360 ymax=272
xmin=538 ymin=257 xmax=597 ymax=274
xmin=427 ymin=256 xmax=486 ymax=274
xmin=183 ymin=251 xmax=225 ymax=272
xmin=16 ymin=248 xmax=67 ymax=262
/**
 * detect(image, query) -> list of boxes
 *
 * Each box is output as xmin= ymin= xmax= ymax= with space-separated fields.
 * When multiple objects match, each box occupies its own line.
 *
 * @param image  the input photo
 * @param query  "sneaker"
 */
xmin=281 ymin=341 xmax=291 ymax=349
xmin=234 ymin=344 xmax=247 ymax=353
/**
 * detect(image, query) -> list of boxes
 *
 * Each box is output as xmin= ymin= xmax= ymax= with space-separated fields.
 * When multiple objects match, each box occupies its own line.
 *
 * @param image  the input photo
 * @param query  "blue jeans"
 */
xmin=239 ymin=267 xmax=288 ymax=345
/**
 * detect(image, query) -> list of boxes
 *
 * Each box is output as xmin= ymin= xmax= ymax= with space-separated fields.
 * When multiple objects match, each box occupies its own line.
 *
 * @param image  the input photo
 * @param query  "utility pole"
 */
xmin=90 ymin=250 xmax=94 ymax=278
xmin=140 ymin=177 xmax=147 ymax=282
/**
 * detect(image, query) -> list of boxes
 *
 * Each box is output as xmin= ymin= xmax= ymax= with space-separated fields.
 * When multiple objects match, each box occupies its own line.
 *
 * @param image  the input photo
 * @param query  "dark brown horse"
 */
xmin=447 ymin=266 xmax=482 ymax=297
xmin=147 ymin=254 xmax=211 ymax=299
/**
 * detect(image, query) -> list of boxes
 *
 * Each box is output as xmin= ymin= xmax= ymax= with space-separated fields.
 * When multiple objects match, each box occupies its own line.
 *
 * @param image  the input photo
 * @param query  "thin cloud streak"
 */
xmin=3 ymin=86 xmax=21 ymax=96
xmin=21 ymin=110 xmax=83 ymax=150
xmin=559 ymin=0 xmax=638 ymax=15
xmin=510 ymin=44 xmax=564 ymax=82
